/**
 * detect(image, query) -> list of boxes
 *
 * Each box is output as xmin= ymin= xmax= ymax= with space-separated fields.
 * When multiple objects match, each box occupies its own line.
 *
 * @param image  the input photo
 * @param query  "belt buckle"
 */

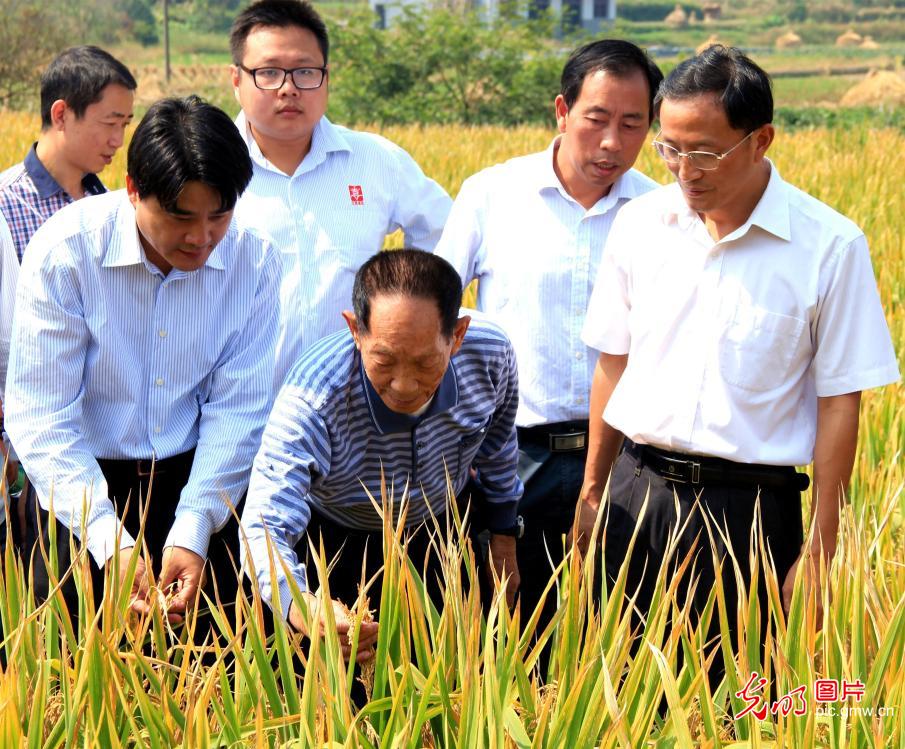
xmin=136 ymin=459 xmax=156 ymax=477
xmin=662 ymin=457 xmax=701 ymax=485
xmin=549 ymin=431 xmax=587 ymax=452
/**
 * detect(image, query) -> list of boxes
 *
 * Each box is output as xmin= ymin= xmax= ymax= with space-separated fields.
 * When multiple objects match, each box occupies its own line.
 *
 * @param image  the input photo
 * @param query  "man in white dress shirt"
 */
xmin=229 ymin=0 xmax=452 ymax=389
xmin=436 ymin=40 xmax=663 ymax=634
xmin=5 ymin=96 xmax=280 ymax=623
xmin=577 ymin=46 xmax=899 ymax=672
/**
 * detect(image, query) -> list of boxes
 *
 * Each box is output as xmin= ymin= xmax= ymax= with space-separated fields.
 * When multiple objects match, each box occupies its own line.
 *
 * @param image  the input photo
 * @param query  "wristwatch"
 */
xmin=491 ymin=515 xmax=524 ymax=539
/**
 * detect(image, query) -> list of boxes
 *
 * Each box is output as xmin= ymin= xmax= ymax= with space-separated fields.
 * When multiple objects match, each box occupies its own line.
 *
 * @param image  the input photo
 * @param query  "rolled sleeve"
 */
xmin=581 ymin=214 xmax=632 ymax=355
xmin=389 ymin=146 xmax=452 ymax=252
xmin=434 ymin=174 xmax=486 ymax=288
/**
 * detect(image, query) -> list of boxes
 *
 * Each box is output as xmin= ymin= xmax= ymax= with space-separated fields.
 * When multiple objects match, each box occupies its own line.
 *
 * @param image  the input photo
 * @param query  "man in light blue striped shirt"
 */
xmin=228 ymin=0 xmax=452 ymax=389
xmin=242 ymin=250 xmax=521 ymax=663
xmin=6 ymin=97 xmax=281 ymax=622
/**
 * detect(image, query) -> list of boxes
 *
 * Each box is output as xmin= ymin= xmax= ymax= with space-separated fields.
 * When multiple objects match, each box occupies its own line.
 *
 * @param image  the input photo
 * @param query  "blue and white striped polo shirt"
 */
xmin=242 ymin=316 xmax=522 ymax=613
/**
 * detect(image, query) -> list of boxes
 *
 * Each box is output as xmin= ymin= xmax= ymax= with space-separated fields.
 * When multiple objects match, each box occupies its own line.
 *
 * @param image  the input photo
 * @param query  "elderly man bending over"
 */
xmin=242 ymin=250 xmax=523 ymax=663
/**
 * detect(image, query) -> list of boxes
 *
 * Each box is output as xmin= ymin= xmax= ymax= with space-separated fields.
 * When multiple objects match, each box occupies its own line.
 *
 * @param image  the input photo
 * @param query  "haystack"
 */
xmin=775 ymin=30 xmax=802 ymax=49
xmin=835 ymin=29 xmax=862 ymax=47
xmin=840 ymin=70 xmax=905 ymax=107
xmin=665 ymin=4 xmax=688 ymax=28
xmin=696 ymin=35 xmax=723 ymax=55
xmin=860 ymin=35 xmax=880 ymax=50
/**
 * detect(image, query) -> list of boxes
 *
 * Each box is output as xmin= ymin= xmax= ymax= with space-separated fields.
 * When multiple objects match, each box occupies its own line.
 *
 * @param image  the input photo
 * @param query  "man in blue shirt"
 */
xmin=6 ymin=97 xmax=280 ymax=624
xmin=242 ymin=250 xmax=522 ymax=663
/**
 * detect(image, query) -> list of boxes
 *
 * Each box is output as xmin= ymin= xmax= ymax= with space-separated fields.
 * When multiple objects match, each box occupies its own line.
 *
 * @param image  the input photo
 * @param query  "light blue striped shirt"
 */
xmin=5 ymin=190 xmax=281 ymax=565
xmin=0 ymin=212 xmax=16 ymax=401
xmin=233 ymin=113 xmax=452 ymax=390
xmin=241 ymin=317 xmax=522 ymax=614
xmin=435 ymin=140 xmax=658 ymax=426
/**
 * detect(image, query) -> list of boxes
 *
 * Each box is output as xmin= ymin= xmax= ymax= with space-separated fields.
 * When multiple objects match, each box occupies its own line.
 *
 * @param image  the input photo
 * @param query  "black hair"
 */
xmin=353 ymin=250 xmax=463 ymax=339
xmin=230 ymin=0 xmax=329 ymax=65
xmin=654 ymin=45 xmax=773 ymax=131
xmin=40 ymin=46 xmax=136 ymax=130
xmin=560 ymin=39 xmax=663 ymax=121
xmin=127 ymin=96 xmax=253 ymax=213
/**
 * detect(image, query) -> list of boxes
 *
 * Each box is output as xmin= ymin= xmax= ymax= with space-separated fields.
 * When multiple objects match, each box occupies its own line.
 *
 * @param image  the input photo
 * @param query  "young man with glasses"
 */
xmin=576 ymin=45 xmax=898 ymax=674
xmin=229 ymin=0 xmax=452 ymax=391
xmin=435 ymin=40 xmax=663 ymax=643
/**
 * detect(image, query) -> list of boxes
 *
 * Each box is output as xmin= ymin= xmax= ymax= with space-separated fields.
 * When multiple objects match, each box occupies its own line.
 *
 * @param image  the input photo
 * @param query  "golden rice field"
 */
xmin=0 ymin=111 xmax=902 ymax=747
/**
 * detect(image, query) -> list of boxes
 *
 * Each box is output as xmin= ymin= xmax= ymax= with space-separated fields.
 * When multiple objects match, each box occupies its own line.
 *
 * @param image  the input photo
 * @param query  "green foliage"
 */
xmin=775 ymin=105 xmax=905 ymax=131
xmin=122 ymin=0 xmax=159 ymax=45
xmin=185 ymin=0 xmax=243 ymax=34
xmin=328 ymin=6 xmax=565 ymax=126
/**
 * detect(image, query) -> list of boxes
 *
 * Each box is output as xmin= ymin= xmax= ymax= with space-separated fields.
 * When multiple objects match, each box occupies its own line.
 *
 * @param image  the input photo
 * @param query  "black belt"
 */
xmin=518 ymin=421 xmax=589 ymax=452
xmin=623 ymin=440 xmax=809 ymax=492
xmin=97 ymin=449 xmax=196 ymax=479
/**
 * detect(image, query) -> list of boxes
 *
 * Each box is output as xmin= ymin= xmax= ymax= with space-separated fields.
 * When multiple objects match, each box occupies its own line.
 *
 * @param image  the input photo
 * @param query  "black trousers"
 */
xmin=26 ymin=450 xmax=240 ymax=630
xmin=605 ymin=444 xmax=804 ymax=683
xmin=514 ymin=422 xmax=588 ymax=648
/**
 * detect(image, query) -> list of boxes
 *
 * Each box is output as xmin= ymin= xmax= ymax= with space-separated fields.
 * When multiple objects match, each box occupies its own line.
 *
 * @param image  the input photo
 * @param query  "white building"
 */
xmin=371 ymin=0 xmax=617 ymax=31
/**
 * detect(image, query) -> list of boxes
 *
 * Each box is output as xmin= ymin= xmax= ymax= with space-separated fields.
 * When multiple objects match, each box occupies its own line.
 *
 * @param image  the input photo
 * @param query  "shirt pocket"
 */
xmin=718 ymin=305 xmax=808 ymax=392
xmin=456 ymin=421 xmax=490 ymax=478
xmin=315 ymin=208 xmax=389 ymax=265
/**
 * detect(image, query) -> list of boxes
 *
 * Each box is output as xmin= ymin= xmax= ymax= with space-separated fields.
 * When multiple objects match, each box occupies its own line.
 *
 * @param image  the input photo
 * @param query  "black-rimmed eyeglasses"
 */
xmin=239 ymin=65 xmax=327 ymax=91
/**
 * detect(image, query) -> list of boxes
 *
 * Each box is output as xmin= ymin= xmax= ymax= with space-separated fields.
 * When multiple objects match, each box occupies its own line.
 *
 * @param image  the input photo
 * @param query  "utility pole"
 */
xmin=163 ymin=0 xmax=172 ymax=83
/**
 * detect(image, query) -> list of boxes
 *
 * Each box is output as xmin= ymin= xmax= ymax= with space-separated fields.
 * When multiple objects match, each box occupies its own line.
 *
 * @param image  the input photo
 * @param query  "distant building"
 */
xmin=371 ymin=0 xmax=617 ymax=31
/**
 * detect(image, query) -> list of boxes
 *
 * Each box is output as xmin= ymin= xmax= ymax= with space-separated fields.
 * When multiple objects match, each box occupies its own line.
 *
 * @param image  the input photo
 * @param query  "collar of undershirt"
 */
xmin=360 ymin=357 xmax=459 ymax=435
xmin=24 ymin=142 xmax=105 ymax=200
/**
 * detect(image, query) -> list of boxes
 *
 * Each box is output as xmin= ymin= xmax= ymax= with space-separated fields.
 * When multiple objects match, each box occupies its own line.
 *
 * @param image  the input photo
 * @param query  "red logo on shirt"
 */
xmin=348 ymin=185 xmax=364 ymax=205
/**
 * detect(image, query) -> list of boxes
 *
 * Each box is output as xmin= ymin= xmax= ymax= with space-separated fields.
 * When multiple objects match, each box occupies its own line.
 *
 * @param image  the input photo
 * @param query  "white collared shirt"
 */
xmin=435 ymin=140 xmax=658 ymax=426
xmin=233 ymin=113 xmax=452 ymax=389
xmin=0 ymin=212 xmax=17 ymax=400
xmin=582 ymin=163 xmax=899 ymax=465
xmin=5 ymin=191 xmax=281 ymax=565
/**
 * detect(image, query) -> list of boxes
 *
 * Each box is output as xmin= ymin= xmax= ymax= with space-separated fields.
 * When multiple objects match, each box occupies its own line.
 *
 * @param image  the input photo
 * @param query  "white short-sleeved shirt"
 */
xmin=582 ymin=163 xmax=899 ymax=466
xmin=435 ymin=140 xmax=658 ymax=427
xmin=234 ymin=113 xmax=452 ymax=389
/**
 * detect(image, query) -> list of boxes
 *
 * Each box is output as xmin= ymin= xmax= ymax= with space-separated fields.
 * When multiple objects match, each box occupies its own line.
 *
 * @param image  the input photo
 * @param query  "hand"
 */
xmin=113 ymin=545 xmax=151 ymax=616
xmin=288 ymin=591 xmax=379 ymax=664
xmin=782 ymin=550 xmax=828 ymax=623
xmin=158 ymin=546 xmax=207 ymax=623
xmin=487 ymin=533 xmax=520 ymax=609
xmin=567 ymin=481 xmax=603 ymax=558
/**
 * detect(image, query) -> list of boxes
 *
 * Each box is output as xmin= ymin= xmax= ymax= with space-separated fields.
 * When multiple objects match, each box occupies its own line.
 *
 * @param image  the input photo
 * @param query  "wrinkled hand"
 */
xmin=114 ymin=545 xmax=151 ymax=616
xmin=158 ymin=546 xmax=207 ymax=623
xmin=289 ymin=591 xmax=379 ymax=664
xmin=782 ymin=551 xmax=827 ymax=623
xmin=487 ymin=533 xmax=520 ymax=609
xmin=567 ymin=482 xmax=603 ymax=558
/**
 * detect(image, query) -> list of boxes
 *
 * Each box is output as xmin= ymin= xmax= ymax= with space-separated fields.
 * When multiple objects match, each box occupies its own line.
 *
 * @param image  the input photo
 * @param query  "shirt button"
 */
xmin=416 ymin=442 xmax=425 ymax=450
xmin=158 ymin=329 xmax=167 ymax=338
xmin=154 ymin=426 xmax=161 ymax=434
xmin=155 ymin=377 xmax=164 ymax=386
xmin=575 ymin=351 xmax=584 ymax=360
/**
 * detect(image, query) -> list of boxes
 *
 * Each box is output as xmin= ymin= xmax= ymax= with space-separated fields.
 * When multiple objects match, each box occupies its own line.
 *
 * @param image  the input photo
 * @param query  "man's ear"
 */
xmin=125 ymin=175 xmax=140 ymax=209
xmin=449 ymin=315 xmax=471 ymax=357
xmin=341 ymin=310 xmax=362 ymax=349
xmin=554 ymin=95 xmax=569 ymax=134
xmin=49 ymin=99 xmax=68 ymax=131
xmin=753 ymin=124 xmax=775 ymax=160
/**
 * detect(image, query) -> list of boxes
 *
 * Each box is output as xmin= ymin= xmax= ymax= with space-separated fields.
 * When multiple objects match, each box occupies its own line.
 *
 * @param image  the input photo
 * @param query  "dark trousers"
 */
xmin=26 ymin=450 xmax=240 ymax=632
xmin=515 ymin=424 xmax=588 ymax=631
xmin=605 ymin=444 xmax=804 ymax=683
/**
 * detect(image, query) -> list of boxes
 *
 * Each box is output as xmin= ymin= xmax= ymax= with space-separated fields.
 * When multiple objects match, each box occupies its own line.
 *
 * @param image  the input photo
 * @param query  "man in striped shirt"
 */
xmin=228 ymin=0 xmax=452 ymax=390
xmin=6 ymin=97 xmax=280 ymax=624
xmin=0 ymin=46 xmax=136 ymax=263
xmin=242 ymin=250 xmax=522 ymax=663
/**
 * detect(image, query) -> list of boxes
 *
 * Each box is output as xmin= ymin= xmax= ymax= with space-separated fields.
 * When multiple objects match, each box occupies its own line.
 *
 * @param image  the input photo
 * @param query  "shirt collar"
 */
xmin=24 ymin=143 xmax=105 ymax=200
xmin=103 ymin=190 xmax=226 ymax=272
xmin=360 ymin=357 xmax=460 ymax=435
xmin=235 ymin=111 xmax=351 ymax=176
xmin=662 ymin=160 xmax=791 ymax=243
xmin=541 ymin=136 xmax=648 ymax=215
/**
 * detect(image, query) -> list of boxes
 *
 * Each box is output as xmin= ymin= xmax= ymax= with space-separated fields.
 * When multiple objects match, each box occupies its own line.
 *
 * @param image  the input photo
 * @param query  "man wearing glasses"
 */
xmin=576 ymin=46 xmax=897 ymax=672
xmin=229 ymin=0 xmax=451 ymax=391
